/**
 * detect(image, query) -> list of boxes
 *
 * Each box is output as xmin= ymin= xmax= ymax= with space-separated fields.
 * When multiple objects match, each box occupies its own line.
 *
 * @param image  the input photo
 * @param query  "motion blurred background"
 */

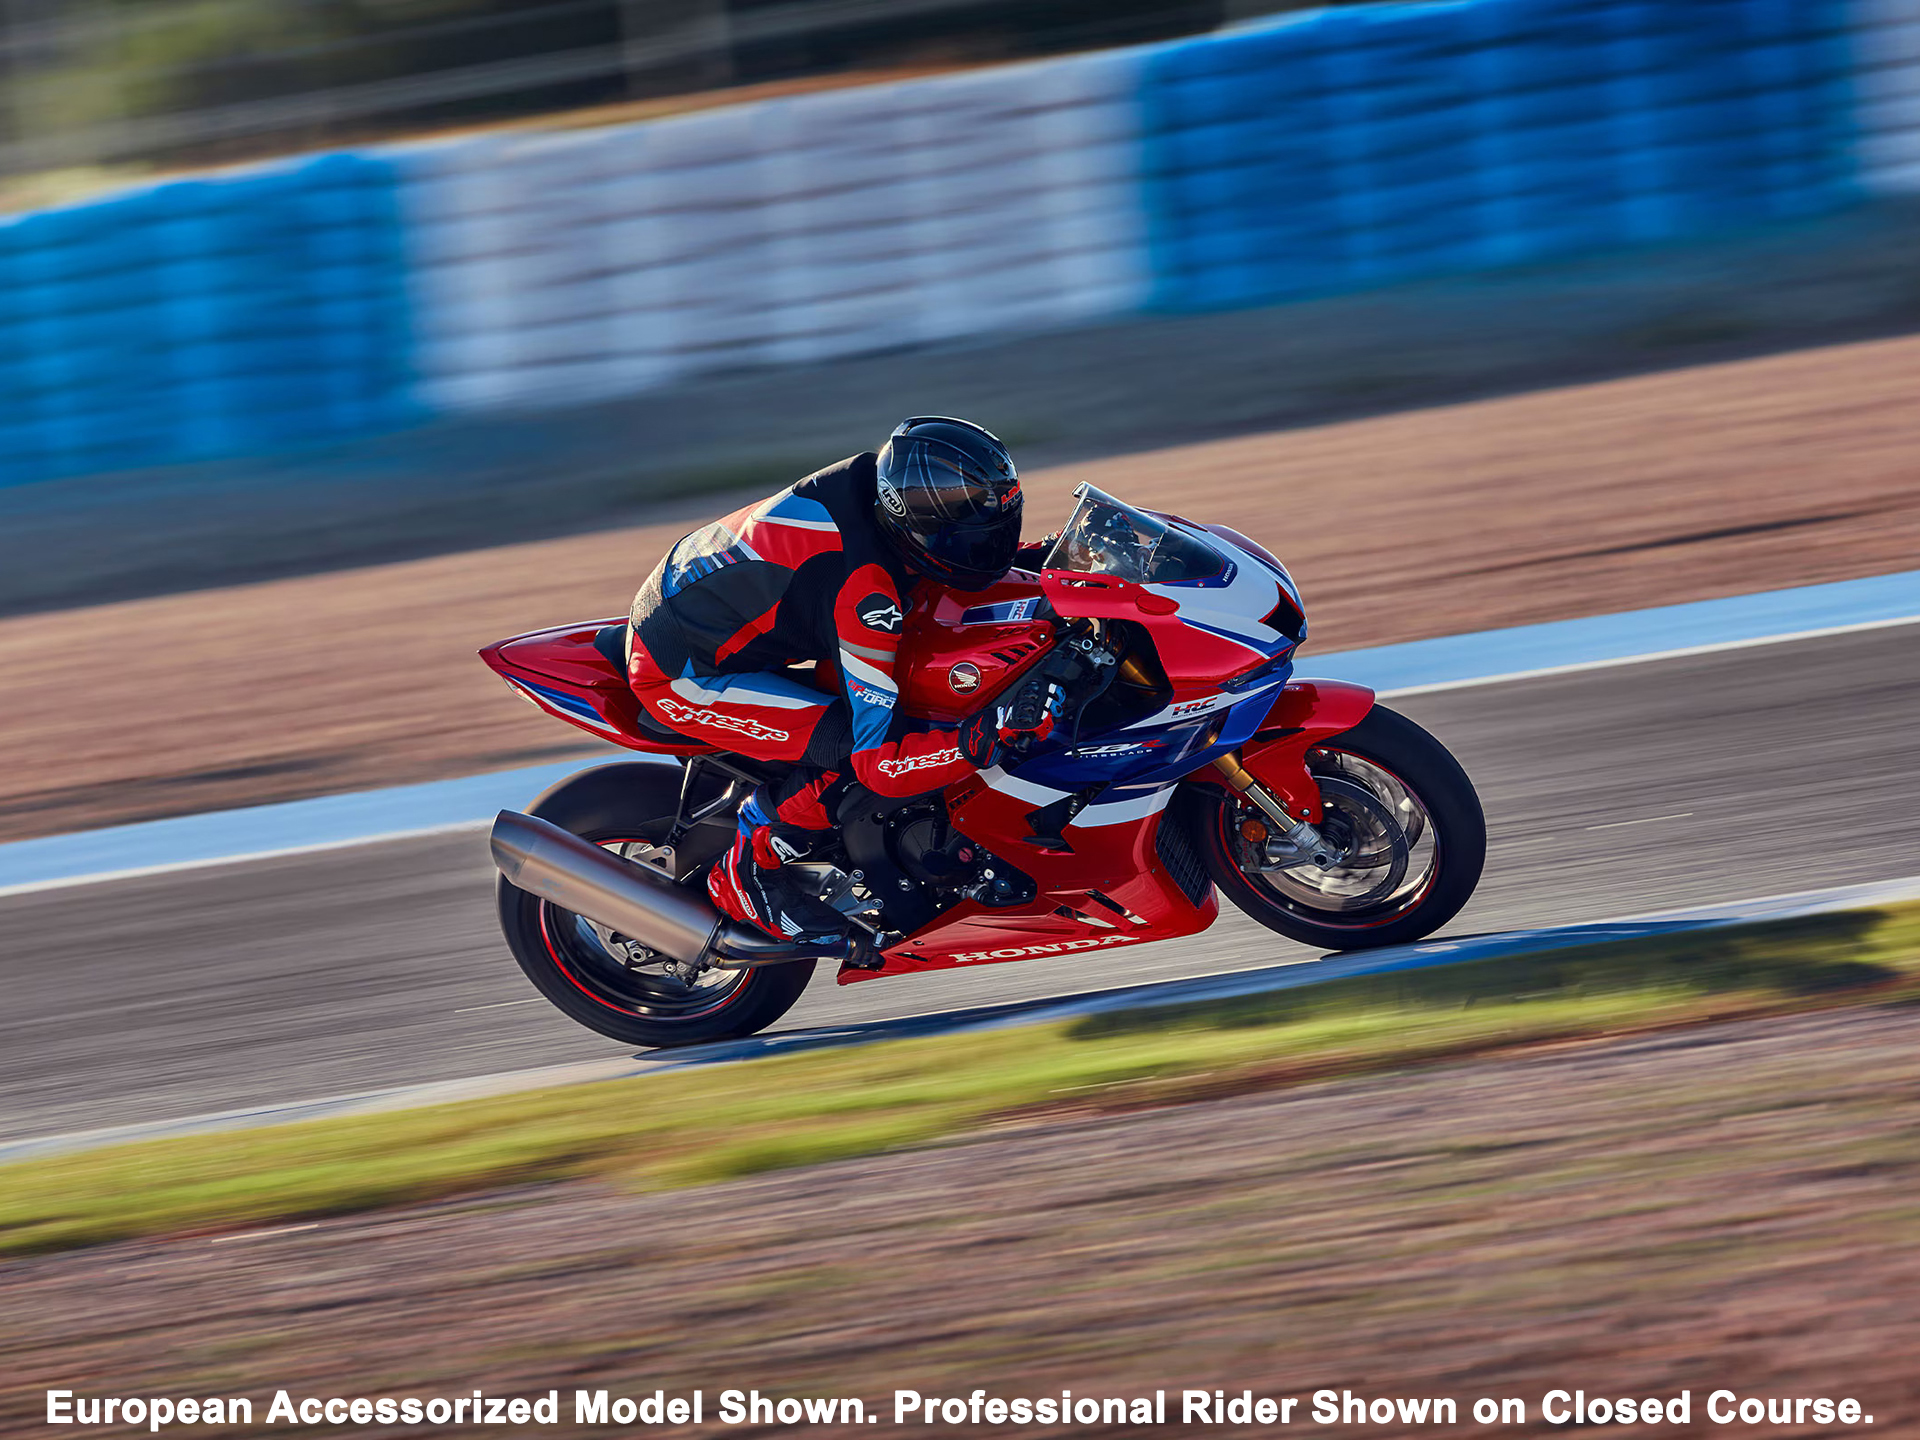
xmin=8 ymin=1 xmax=1920 ymax=1423
xmin=4 ymin=0 xmax=1920 ymax=843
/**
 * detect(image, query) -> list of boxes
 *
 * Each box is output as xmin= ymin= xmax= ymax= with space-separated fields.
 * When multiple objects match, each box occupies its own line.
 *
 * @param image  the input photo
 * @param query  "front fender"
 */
xmin=1186 ymin=679 xmax=1376 ymax=823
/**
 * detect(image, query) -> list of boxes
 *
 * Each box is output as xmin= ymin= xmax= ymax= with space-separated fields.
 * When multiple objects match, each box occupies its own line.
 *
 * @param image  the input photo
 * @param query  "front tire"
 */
xmin=496 ymin=763 xmax=816 ymax=1049
xmin=1187 ymin=705 xmax=1485 ymax=952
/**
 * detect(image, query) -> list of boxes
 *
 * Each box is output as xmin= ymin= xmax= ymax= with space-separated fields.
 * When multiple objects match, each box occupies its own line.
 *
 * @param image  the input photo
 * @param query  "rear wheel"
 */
xmin=1188 ymin=705 xmax=1485 ymax=951
xmin=496 ymin=763 xmax=815 ymax=1048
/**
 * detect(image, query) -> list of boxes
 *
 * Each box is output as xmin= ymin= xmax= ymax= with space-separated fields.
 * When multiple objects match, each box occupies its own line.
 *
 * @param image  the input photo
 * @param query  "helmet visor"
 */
xmin=920 ymin=516 xmax=1022 ymax=591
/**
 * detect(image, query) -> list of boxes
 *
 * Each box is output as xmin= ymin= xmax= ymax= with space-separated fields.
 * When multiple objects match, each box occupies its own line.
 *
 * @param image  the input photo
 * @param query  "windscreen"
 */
xmin=1043 ymin=485 xmax=1222 ymax=584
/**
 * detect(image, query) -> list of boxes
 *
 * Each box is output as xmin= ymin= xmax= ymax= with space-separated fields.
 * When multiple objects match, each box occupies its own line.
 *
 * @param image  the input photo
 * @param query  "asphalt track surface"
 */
xmin=3 ymin=625 xmax=1916 ymax=1147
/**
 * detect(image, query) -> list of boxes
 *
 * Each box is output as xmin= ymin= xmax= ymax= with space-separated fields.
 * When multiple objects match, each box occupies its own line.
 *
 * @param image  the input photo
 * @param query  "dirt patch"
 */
xmin=5 ymin=1004 xmax=1919 ymax=1437
xmin=3 ymin=332 xmax=1918 ymax=842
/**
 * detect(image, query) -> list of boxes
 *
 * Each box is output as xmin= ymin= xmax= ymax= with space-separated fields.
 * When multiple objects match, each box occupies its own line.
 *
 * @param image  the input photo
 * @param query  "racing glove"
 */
xmin=957 ymin=704 xmax=1003 ymax=769
xmin=958 ymin=676 xmax=1063 ymax=769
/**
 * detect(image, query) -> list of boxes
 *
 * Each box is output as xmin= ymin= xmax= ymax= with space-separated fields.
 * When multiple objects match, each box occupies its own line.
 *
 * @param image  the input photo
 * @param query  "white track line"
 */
xmin=1375 ymin=611 xmax=1920 ymax=698
xmin=1586 ymin=812 xmax=1693 ymax=831
xmin=6 ymin=610 xmax=1915 ymax=902
xmin=0 ymin=820 xmax=490 ymax=902
xmin=6 ymin=871 xmax=1916 ymax=1167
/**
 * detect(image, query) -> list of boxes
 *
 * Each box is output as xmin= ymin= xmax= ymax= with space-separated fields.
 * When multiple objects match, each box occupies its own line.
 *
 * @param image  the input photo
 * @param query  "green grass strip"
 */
xmin=5 ymin=903 xmax=1918 ymax=1258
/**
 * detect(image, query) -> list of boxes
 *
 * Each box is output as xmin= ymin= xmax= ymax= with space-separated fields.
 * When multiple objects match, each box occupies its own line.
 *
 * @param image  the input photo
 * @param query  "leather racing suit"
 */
xmin=628 ymin=453 xmax=1000 ymax=944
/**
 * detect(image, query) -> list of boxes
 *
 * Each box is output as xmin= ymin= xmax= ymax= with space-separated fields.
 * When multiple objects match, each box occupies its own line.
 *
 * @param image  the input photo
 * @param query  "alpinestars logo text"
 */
xmin=655 ymin=698 xmax=791 ymax=743
xmin=878 ymin=747 xmax=960 ymax=778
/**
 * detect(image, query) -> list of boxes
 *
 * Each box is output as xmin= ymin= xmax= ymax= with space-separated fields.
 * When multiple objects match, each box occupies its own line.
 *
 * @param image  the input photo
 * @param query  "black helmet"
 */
xmin=873 ymin=416 xmax=1023 ymax=591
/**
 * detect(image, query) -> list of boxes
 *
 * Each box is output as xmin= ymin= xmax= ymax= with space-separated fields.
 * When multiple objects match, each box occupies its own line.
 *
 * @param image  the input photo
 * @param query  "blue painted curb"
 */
xmin=1318 ymin=568 xmax=1920 ymax=694
xmin=2 ymin=568 xmax=1915 ymax=894
xmin=0 ymin=758 xmax=628 ymax=894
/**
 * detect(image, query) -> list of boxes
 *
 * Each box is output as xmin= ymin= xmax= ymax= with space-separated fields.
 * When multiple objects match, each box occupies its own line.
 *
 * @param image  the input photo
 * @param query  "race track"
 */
xmin=3 ymin=624 xmax=1916 ymax=1146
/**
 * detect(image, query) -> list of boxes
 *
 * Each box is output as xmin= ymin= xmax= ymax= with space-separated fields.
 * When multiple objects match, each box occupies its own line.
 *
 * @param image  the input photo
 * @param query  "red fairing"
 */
xmin=893 ymin=573 xmax=1055 ymax=723
xmin=1200 ymin=679 xmax=1377 ymax=822
xmin=845 ymin=798 xmax=1218 ymax=984
xmin=1039 ymin=571 xmax=1269 ymax=702
xmin=480 ymin=619 xmax=711 ymax=757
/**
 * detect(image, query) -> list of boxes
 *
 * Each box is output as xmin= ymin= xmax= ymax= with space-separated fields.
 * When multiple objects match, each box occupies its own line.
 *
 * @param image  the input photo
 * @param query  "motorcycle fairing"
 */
xmin=482 ymin=619 xmax=628 ymax=737
xmin=1009 ymin=668 xmax=1289 ymax=792
xmin=1038 ymin=570 xmax=1296 ymax=692
xmin=478 ymin=503 xmax=1379 ymax=986
xmin=849 ymin=678 xmax=1371 ymax=982
xmin=893 ymin=574 xmax=1057 ymax=724
xmin=1223 ymin=678 xmax=1379 ymax=819
xmin=480 ymin=619 xmax=713 ymax=757
xmin=851 ymin=798 xmax=1219 ymax=983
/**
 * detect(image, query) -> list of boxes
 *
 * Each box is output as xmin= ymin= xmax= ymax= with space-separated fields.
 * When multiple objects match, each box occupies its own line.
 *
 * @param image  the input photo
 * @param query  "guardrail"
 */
xmin=1856 ymin=0 xmax=1920 ymax=192
xmin=2 ymin=0 xmax=1915 ymax=489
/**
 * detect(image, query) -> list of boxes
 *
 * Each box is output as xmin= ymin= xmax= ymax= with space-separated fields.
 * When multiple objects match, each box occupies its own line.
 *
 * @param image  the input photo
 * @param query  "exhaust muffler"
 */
xmin=489 ymin=810 xmax=829 ymax=969
xmin=491 ymin=810 xmax=721 ymax=963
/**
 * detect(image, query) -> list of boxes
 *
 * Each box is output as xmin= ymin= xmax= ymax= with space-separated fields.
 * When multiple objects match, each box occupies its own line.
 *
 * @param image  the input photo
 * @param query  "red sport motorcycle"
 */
xmin=483 ymin=485 xmax=1485 ymax=1048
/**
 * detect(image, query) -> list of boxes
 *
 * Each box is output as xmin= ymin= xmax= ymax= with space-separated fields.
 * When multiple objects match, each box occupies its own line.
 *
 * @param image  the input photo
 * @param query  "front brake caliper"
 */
xmin=1213 ymin=752 xmax=1341 ymax=870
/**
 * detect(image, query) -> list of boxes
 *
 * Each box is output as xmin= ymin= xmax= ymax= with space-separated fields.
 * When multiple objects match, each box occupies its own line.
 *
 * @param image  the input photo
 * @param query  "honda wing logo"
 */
xmin=655 ymin=698 xmax=791 ymax=743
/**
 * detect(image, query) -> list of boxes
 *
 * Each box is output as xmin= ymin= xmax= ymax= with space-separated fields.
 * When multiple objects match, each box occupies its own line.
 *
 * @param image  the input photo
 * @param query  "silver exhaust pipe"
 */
xmin=490 ymin=810 xmax=721 ymax=964
xmin=491 ymin=810 xmax=858 ymax=970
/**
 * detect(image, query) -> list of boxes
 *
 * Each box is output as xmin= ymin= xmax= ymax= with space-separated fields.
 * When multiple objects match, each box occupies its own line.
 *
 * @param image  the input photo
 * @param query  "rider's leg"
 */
xmin=734 ymin=766 xmax=855 ymax=865
xmin=626 ymin=662 xmax=838 ymax=767
xmin=707 ymin=767 xmax=857 ymax=944
xmin=627 ymin=646 xmax=861 ymax=943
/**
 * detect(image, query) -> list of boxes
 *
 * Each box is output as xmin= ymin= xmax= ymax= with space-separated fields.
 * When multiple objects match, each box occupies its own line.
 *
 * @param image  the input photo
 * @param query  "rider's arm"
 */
xmin=834 ymin=564 xmax=977 ymax=798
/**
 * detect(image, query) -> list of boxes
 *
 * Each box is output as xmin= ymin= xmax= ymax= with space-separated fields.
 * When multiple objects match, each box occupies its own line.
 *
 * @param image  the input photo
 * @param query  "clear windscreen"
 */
xmin=1043 ymin=486 xmax=1223 ymax=584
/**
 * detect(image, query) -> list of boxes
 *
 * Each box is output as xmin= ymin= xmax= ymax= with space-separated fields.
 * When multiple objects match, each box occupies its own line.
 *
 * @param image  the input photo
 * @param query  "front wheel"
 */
xmin=1185 ymin=704 xmax=1486 ymax=952
xmin=496 ymin=763 xmax=816 ymax=1049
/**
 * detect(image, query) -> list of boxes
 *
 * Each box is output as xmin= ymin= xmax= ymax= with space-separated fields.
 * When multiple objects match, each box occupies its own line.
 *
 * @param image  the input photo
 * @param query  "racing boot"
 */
xmin=706 ymin=783 xmax=849 ymax=947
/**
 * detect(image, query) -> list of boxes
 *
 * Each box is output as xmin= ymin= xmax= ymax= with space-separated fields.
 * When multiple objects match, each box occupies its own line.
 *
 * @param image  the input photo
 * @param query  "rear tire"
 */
xmin=1187 ymin=705 xmax=1485 ymax=952
xmin=496 ymin=762 xmax=816 ymax=1049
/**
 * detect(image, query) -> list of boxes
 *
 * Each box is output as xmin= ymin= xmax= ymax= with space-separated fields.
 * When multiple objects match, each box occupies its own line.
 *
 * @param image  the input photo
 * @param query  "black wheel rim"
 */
xmin=538 ymin=837 xmax=750 ymax=1020
xmin=1224 ymin=747 xmax=1442 ymax=931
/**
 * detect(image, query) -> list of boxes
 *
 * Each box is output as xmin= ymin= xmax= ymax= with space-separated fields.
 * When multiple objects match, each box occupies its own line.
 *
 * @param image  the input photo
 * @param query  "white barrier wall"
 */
xmin=6 ymin=0 xmax=1917 ymax=487
xmin=401 ymin=49 xmax=1150 ymax=412
xmin=1855 ymin=0 xmax=1920 ymax=192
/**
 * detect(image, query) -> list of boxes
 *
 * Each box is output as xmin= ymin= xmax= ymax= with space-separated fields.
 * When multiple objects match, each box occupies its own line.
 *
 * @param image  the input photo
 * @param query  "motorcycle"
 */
xmin=482 ymin=483 xmax=1485 ymax=1048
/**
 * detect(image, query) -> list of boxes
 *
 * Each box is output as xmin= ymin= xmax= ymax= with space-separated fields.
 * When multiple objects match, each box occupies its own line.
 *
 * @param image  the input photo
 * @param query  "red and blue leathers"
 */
xmin=628 ymin=452 xmax=974 ymax=796
xmin=628 ymin=454 xmax=981 ymax=940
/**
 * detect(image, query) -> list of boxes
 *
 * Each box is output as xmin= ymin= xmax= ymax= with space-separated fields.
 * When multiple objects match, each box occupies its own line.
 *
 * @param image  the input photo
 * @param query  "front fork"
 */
xmin=1211 ymin=751 xmax=1342 ymax=871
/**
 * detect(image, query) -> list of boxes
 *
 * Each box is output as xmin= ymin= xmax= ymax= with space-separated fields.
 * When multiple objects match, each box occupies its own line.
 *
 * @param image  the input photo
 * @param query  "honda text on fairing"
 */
xmin=481 ymin=485 xmax=1487 ymax=1048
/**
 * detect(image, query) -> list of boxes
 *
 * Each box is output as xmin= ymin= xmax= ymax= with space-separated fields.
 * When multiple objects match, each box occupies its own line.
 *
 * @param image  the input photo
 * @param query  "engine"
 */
xmin=887 ymin=801 xmax=1036 ymax=909
xmin=890 ymin=804 xmax=977 ymax=886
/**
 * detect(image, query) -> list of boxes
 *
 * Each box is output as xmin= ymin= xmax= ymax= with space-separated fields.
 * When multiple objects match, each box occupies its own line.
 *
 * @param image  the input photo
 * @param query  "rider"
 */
xmin=626 ymin=417 xmax=1053 ymax=947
